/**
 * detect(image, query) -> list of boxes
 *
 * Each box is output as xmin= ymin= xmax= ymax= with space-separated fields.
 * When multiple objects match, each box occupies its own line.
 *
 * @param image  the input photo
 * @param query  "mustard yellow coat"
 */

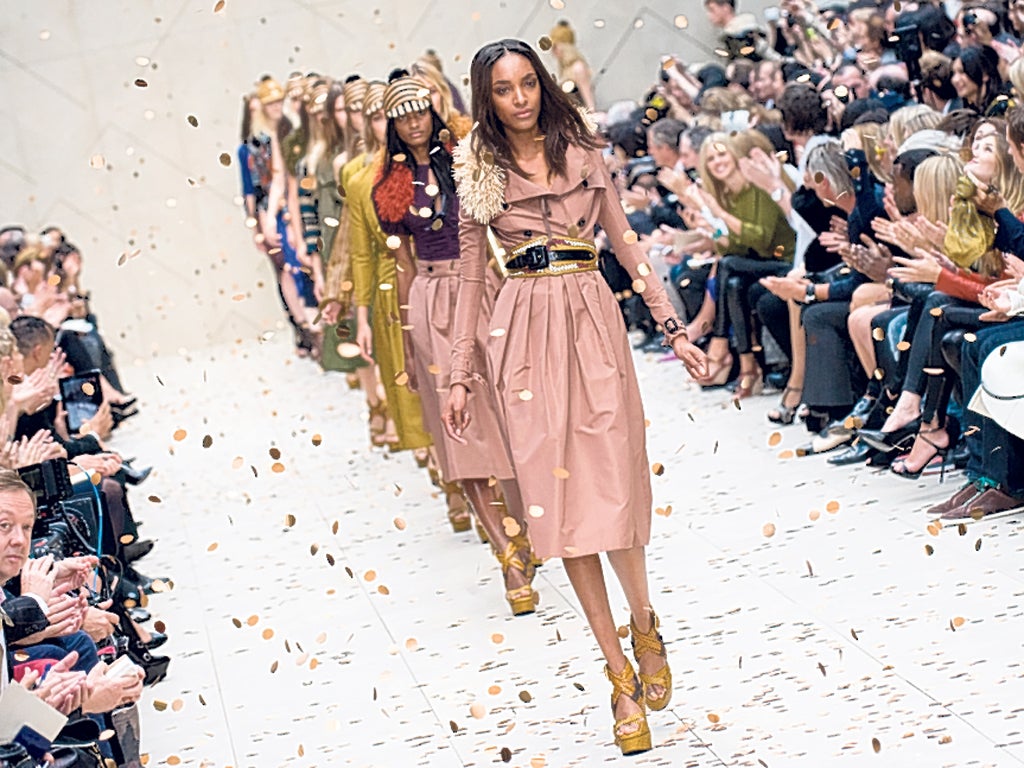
xmin=347 ymin=152 xmax=431 ymax=451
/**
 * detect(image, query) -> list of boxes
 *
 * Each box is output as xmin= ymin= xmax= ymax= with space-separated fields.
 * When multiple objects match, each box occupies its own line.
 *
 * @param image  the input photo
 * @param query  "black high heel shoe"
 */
xmin=767 ymin=386 xmax=802 ymax=425
xmin=857 ymin=417 xmax=922 ymax=453
xmin=891 ymin=429 xmax=953 ymax=481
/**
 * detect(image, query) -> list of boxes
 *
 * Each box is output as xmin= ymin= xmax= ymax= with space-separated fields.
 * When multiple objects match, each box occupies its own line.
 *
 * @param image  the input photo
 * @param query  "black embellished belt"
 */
xmin=503 ymin=236 xmax=598 ymax=279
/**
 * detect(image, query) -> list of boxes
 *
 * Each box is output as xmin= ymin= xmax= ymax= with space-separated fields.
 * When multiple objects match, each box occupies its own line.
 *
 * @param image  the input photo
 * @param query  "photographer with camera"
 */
xmin=0 ymin=469 xmax=146 ymax=766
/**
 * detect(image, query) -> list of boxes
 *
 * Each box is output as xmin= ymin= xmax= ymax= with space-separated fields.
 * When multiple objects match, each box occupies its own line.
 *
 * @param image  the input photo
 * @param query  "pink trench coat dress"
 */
xmin=450 ymin=142 xmax=681 ymax=560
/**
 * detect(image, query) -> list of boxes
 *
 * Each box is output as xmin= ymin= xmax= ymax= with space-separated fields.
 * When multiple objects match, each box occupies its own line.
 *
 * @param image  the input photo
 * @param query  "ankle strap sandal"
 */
xmin=630 ymin=610 xmax=673 ymax=712
xmin=605 ymin=658 xmax=652 ymax=755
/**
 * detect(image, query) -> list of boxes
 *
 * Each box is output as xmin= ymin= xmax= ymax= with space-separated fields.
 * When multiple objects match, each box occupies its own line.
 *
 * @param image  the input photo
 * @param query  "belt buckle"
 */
xmin=523 ymin=244 xmax=549 ymax=271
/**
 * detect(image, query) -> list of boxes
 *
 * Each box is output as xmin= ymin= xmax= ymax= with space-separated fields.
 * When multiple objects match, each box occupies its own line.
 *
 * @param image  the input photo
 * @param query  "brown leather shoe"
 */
xmin=941 ymin=487 xmax=1024 ymax=520
xmin=926 ymin=481 xmax=982 ymax=517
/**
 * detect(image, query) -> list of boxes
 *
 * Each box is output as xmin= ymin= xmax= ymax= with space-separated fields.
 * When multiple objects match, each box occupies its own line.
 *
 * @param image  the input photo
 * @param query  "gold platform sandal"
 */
xmin=496 ymin=536 xmax=537 ymax=616
xmin=367 ymin=401 xmax=388 ymax=447
xmin=630 ymin=610 xmax=672 ymax=712
xmin=606 ymin=659 xmax=652 ymax=756
xmin=440 ymin=480 xmax=472 ymax=533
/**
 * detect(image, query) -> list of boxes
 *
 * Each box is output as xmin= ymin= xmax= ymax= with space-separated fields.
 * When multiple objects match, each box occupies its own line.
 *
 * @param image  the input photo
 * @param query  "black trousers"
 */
xmin=802 ymin=300 xmax=865 ymax=409
xmin=749 ymin=286 xmax=793 ymax=363
xmin=711 ymin=255 xmax=790 ymax=354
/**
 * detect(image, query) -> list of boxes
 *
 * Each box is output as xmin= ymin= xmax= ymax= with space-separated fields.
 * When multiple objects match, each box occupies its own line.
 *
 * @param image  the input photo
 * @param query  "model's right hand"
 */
xmin=356 ymin=322 xmax=373 ymax=363
xmin=443 ymin=385 xmax=471 ymax=445
xmin=320 ymin=300 xmax=340 ymax=325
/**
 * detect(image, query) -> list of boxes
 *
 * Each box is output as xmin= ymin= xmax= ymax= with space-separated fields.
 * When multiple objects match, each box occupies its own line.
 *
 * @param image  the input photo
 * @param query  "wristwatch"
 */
xmin=804 ymin=283 xmax=817 ymax=303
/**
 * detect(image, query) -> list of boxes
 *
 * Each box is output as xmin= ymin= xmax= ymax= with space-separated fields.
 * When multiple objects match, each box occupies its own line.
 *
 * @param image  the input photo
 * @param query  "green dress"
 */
xmin=320 ymin=153 xmax=370 ymax=372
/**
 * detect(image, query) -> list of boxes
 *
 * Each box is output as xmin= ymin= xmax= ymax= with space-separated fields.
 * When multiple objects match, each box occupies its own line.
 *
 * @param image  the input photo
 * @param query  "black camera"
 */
xmin=963 ymin=11 xmax=977 ymax=28
xmin=18 ymin=459 xmax=98 ymax=560
xmin=891 ymin=24 xmax=922 ymax=83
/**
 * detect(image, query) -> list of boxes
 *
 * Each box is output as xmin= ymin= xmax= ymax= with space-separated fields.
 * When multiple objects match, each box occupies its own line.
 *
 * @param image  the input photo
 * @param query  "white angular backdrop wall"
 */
xmin=0 ymin=0 xmax=743 ymax=360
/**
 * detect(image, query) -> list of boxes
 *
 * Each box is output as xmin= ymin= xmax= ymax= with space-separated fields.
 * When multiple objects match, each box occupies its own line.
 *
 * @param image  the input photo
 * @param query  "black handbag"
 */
xmin=0 ymin=743 xmax=34 ymax=768
xmin=49 ymin=743 xmax=103 ymax=768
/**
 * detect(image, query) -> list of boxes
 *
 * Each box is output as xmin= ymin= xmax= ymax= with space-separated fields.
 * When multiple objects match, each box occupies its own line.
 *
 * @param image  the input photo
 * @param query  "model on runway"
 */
xmin=444 ymin=39 xmax=707 ymax=755
xmin=372 ymin=73 xmax=538 ymax=616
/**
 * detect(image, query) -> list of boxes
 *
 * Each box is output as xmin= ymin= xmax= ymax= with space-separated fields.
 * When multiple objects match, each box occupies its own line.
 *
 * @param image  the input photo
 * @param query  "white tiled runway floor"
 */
xmin=110 ymin=336 xmax=1024 ymax=768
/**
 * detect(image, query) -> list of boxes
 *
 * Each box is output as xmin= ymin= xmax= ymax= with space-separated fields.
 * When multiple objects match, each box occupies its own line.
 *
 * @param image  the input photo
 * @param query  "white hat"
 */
xmin=969 ymin=340 xmax=1024 ymax=440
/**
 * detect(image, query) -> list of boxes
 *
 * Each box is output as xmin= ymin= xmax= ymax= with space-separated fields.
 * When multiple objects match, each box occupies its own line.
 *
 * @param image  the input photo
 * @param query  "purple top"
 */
xmin=380 ymin=164 xmax=461 ymax=262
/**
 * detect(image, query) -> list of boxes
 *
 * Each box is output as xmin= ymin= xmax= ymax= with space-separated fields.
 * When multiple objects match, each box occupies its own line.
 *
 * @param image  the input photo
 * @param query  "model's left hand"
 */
xmin=671 ymin=336 xmax=708 ymax=380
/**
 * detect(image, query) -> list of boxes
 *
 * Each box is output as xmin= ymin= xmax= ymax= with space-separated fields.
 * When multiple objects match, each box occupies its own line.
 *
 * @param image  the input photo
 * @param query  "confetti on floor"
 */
xmin=123 ymin=337 xmax=1024 ymax=767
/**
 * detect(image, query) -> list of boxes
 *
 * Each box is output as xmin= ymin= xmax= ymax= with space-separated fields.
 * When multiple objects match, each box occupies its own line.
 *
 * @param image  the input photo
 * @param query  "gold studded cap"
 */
xmin=383 ymin=77 xmax=433 ymax=119
xmin=549 ymin=20 xmax=575 ymax=45
xmin=256 ymin=77 xmax=285 ymax=105
xmin=363 ymin=80 xmax=387 ymax=116
xmin=308 ymin=79 xmax=330 ymax=114
xmin=343 ymin=78 xmax=369 ymax=112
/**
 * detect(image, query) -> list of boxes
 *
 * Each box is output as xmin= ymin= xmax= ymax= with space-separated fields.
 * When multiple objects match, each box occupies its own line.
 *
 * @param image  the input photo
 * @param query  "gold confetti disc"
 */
xmin=172 ymin=428 xmax=187 ymax=441
xmin=271 ymin=462 xmax=285 ymax=473
xmin=826 ymin=500 xmax=840 ymax=514
xmin=762 ymin=523 xmax=776 ymax=538
xmin=538 ymin=35 xmax=553 ymax=51
xmin=809 ymin=509 xmax=821 ymax=521
xmin=651 ymin=462 xmax=665 ymax=476
xmin=768 ymin=431 xmax=782 ymax=447
xmin=517 ymin=388 xmax=534 ymax=401
xmin=632 ymin=278 xmax=647 ymax=293
xmin=622 ymin=229 xmax=639 ymax=245
xmin=674 ymin=14 xmax=689 ymax=28
xmin=527 ymin=504 xmax=545 ymax=518
xmin=394 ymin=517 xmax=407 ymax=530
xmin=470 ymin=702 xmax=487 ymax=719
xmin=552 ymin=467 xmax=570 ymax=479
xmin=385 ymin=235 xmax=401 ymax=250
xmin=872 ymin=327 xmax=885 ymax=341
xmin=337 ymin=342 xmax=362 ymax=358
xmin=394 ymin=370 xmax=410 ymax=386
xmin=491 ymin=633 xmax=505 ymax=644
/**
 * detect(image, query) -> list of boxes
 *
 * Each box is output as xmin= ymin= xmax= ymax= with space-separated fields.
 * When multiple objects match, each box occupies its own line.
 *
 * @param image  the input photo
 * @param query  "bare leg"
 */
xmin=563 ymin=555 xmax=642 ymax=734
xmin=769 ymin=300 xmax=805 ymax=421
xmin=686 ymin=294 xmax=716 ymax=342
xmin=881 ymin=390 xmax=922 ymax=432
xmin=606 ymin=546 xmax=666 ymax=701
xmin=463 ymin=478 xmax=531 ymax=593
xmin=848 ymin=304 xmax=887 ymax=377
xmin=279 ymin=270 xmax=309 ymax=331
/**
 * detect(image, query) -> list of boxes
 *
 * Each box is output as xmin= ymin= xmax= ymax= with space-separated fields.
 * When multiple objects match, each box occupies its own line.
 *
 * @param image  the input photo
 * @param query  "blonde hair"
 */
xmin=886 ymin=104 xmax=942 ymax=152
xmin=697 ymin=132 xmax=745 ymax=208
xmin=990 ymin=129 xmax=1024 ymax=214
xmin=913 ymin=153 xmax=962 ymax=224
xmin=1009 ymin=57 xmax=1024 ymax=98
xmin=410 ymin=59 xmax=456 ymax=124
xmin=855 ymin=121 xmax=891 ymax=183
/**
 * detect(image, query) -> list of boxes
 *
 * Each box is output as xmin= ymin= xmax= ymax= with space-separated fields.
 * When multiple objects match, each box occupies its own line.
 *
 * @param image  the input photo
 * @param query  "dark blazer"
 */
xmin=2 ymin=586 xmax=50 ymax=645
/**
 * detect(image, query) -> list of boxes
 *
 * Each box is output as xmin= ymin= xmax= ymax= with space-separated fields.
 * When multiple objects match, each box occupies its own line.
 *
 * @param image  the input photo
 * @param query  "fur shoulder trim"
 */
xmin=447 ymin=113 xmax=474 ymax=143
xmin=453 ymin=131 xmax=507 ymax=225
xmin=372 ymin=161 xmax=414 ymax=224
xmin=577 ymin=106 xmax=599 ymax=136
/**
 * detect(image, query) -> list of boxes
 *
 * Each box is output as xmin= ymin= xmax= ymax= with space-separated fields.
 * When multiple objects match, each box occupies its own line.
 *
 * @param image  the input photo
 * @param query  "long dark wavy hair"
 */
xmin=469 ymin=38 xmax=602 ymax=179
xmin=380 ymin=70 xmax=457 ymax=205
